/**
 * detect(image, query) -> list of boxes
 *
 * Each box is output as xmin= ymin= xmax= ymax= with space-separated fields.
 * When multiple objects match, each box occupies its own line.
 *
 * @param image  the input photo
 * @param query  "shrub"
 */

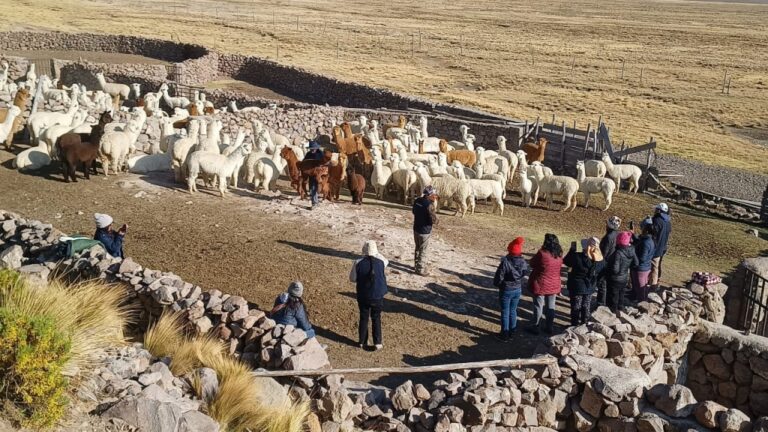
xmin=0 ymin=308 xmax=71 ymax=428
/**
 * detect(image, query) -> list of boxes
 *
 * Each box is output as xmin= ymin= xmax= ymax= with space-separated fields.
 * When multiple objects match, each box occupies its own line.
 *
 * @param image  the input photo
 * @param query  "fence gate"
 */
xmin=739 ymin=268 xmax=768 ymax=336
xmin=30 ymin=58 xmax=55 ymax=79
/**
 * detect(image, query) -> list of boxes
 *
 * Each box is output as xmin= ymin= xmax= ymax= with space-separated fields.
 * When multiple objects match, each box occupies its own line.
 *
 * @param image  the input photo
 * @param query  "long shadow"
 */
xmin=278 ymin=240 xmax=412 ymax=272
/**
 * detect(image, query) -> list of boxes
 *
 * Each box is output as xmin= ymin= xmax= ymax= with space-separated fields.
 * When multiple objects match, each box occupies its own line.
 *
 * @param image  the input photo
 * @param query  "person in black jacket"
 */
xmin=650 ymin=203 xmax=672 ymax=289
xmin=596 ymin=216 xmax=621 ymax=306
xmin=412 ymin=186 xmax=439 ymax=275
xmin=607 ymin=231 xmax=639 ymax=313
xmin=493 ymin=237 xmax=530 ymax=341
xmin=564 ymin=237 xmax=605 ymax=326
xmin=350 ymin=240 xmax=389 ymax=350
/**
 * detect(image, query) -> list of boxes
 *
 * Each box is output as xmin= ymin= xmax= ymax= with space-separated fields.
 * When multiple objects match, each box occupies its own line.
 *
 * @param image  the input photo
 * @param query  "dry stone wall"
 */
xmin=56 ymin=60 xmax=168 ymax=90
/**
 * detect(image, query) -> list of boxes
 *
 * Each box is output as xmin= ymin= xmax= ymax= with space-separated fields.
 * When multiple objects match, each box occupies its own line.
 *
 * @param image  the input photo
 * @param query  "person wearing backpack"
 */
xmin=564 ymin=237 xmax=605 ymax=326
xmin=493 ymin=237 xmax=530 ymax=341
xmin=350 ymin=240 xmax=389 ymax=350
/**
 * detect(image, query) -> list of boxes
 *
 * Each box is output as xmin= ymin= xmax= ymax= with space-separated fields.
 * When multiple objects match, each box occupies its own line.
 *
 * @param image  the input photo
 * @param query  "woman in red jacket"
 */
xmin=526 ymin=233 xmax=564 ymax=335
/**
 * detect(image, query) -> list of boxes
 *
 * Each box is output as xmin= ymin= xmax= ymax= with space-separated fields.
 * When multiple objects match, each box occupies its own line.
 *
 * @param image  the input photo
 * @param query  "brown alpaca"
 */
xmin=0 ymin=88 xmax=31 ymax=149
xmin=346 ymin=161 xmax=366 ymax=205
xmin=57 ymin=111 xmax=113 ymax=182
xmin=341 ymin=122 xmax=372 ymax=148
xmin=439 ymin=139 xmax=476 ymax=167
xmin=171 ymin=104 xmax=201 ymax=129
xmin=332 ymin=125 xmax=357 ymax=155
xmin=325 ymin=152 xmax=347 ymax=202
xmin=280 ymin=147 xmax=331 ymax=199
xmin=522 ymin=137 xmax=548 ymax=164
xmin=382 ymin=115 xmax=407 ymax=138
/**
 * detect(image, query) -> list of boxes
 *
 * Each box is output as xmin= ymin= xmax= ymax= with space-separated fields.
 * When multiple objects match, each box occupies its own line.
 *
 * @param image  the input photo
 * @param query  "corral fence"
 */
xmin=737 ymin=268 xmax=768 ymax=337
xmin=762 ymin=185 xmax=768 ymax=225
xmin=164 ymin=64 xmax=204 ymax=100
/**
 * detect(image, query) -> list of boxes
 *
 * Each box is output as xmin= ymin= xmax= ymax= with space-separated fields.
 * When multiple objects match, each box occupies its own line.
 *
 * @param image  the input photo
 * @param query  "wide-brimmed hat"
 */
xmin=308 ymin=140 xmax=321 ymax=150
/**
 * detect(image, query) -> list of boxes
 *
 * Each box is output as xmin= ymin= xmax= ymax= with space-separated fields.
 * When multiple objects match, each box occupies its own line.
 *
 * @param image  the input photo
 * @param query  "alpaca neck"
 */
xmin=420 ymin=119 xmax=428 ymax=138
xmin=498 ymin=140 xmax=507 ymax=152
xmin=576 ymin=167 xmax=586 ymax=183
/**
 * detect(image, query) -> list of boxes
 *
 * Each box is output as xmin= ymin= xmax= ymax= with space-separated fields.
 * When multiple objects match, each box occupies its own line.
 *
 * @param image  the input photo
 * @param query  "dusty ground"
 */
xmin=1 ymin=147 xmax=765 ymax=385
xmin=2 ymin=0 xmax=768 ymax=174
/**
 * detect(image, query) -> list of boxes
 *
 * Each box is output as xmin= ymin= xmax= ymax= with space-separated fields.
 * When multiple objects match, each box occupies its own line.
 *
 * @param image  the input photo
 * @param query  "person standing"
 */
xmin=493 ymin=237 xmax=530 ymax=341
xmin=631 ymin=218 xmax=656 ymax=301
xmin=93 ymin=213 xmax=126 ymax=259
xmin=606 ymin=231 xmax=639 ymax=313
xmin=650 ymin=203 xmax=672 ymax=289
xmin=305 ymin=140 xmax=324 ymax=209
xmin=596 ymin=216 xmax=621 ymax=306
xmin=564 ymin=237 xmax=605 ymax=326
xmin=349 ymin=240 xmax=389 ymax=350
xmin=270 ymin=281 xmax=316 ymax=338
xmin=412 ymin=186 xmax=439 ymax=276
xmin=526 ymin=233 xmax=564 ymax=335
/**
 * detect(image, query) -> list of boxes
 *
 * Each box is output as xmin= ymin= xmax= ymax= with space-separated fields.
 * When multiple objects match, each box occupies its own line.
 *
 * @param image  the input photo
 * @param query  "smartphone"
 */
xmin=629 ymin=221 xmax=635 ymax=231
xmin=570 ymin=241 xmax=577 ymax=250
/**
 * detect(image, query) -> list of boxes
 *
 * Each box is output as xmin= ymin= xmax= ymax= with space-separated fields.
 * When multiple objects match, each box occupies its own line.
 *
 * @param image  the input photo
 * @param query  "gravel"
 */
xmin=628 ymin=154 xmax=768 ymax=202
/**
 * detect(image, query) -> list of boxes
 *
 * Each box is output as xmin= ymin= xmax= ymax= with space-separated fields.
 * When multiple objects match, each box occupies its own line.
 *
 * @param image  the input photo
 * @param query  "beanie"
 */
xmin=507 ymin=237 xmax=524 ymax=256
xmin=362 ymin=240 xmax=378 ymax=257
xmin=94 ymin=213 xmax=113 ymax=229
xmin=606 ymin=216 xmax=621 ymax=231
xmin=616 ymin=231 xmax=633 ymax=248
xmin=288 ymin=281 xmax=304 ymax=298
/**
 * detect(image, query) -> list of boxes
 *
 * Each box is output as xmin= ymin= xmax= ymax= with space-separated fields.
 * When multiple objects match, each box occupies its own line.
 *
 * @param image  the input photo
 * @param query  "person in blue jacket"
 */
xmin=270 ymin=281 xmax=316 ymax=338
xmin=631 ymin=218 xmax=656 ymax=301
xmin=93 ymin=213 xmax=126 ymax=258
xmin=350 ymin=240 xmax=389 ymax=350
xmin=650 ymin=203 xmax=672 ymax=289
xmin=305 ymin=140 xmax=324 ymax=209
xmin=493 ymin=237 xmax=530 ymax=341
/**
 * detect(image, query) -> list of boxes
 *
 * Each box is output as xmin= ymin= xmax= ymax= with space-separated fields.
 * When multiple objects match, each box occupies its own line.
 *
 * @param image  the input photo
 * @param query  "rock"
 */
xmin=579 ymin=381 xmax=604 ymax=418
xmin=636 ymin=412 xmax=667 ymax=432
xmin=453 ymin=397 xmax=488 ymax=426
xmin=703 ymin=354 xmax=732 ymax=380
xmin=102 ymin=397 xmax=183 ymax=432
xmin=518 ymin=405 xmax=538 ymax=427
xmin=717 ymin=408 xmax=751 ymax=432
xmin=320 ymin=389 xmax=354 ymax=423
xmin=414 ymin=383 xmax=431 ymax=401
xmin=0 ymin=245 xmax=23 ymax=269
xmin=392 ymin=380 xmax=417 ymax=412
xmin=178 ymin=411 xmax=219 ymax=432
xmin=282 ymin=328 xmax=308 ymax=347
xmin=753 ymin=417 xmax=768 ymax=432
xmin=751 ymin=357 xmax=768 ymax=381
xmin=193 ymin=316 xmax=213 ymax=334
xmin=284 ymin=337 xmax=330 ymax=370
xmin=196 ymin=368 xmax=218 ymax=402
xmin=695 ymin=400 xmax=727 ymax=428
xmin=648 ymin=384 xmax=697 ymax=418
xmin=138 ymin=372 xmax=162 ymax=386
xmin=592 ymin=307 xmax=621 ymax=327
xmin=606 ymin=339 xmax=635 ymax=358
xmin=619 ymin=399 xmax=641 ymax=417
xmin=119 ymin=257 xmax=142 ymax=274
xmin=571 ymin=400 xmax=596 ymax=432
xmin=572 ymin=354 xmax=651 ymax=402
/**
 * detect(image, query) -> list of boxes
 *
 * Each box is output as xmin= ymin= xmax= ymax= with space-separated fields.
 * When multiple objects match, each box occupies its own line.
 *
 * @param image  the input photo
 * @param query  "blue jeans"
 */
xmin=309 ymin=177 xmax=319 ymax=206
xmin=304 ymin=328 xmax=316 ymax=339
xmin=499 ymin=288 xmax=521 ymax=333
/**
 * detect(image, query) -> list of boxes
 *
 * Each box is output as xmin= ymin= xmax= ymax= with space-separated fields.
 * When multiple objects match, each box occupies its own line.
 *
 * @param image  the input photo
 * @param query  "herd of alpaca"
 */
xmin=0 ymin=61 xmax=645 ymax=213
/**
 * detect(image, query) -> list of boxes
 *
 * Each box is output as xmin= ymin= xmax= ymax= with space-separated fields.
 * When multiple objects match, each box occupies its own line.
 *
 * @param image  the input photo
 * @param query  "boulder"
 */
xmin=392 ymin=380 xmax=417 ymax=412
xmin=647 ymin=384 xmax=697 ymax=418
xmin=695 ymin=400 xmax=727 ymax=429
xmin=636 ymin=412 xmax=667 ymax=432
xmin=703 ymin=354 xmax=731 ymax=380
xmin=571 ymin=400 xmax=596 ymax=432
xmin=572 ymin=354 xmax=651 ymax=402
xmin=196 ymin=368 xmax=219 ymax=402
xmin=592 ymin=307 xmax=621 ymax=327
xmin=283 ymin=337 xmax=330 ymax=370
xmin=102 ymin=397 xmax=184 ymax=432
xmin=580 ymin=381 xmax=604 ymax=418
xmin=717 ymin=408 xmax=751 ymax=432
xmin=0 ymin=245 xmax=23 ymax=269
xmin=753 ymin=417 xmax=768 ymax=432
xmin=319 ymin=389 xmax=354 ymax=423
xmin=178 ymin=411 xmax=219 ymax=432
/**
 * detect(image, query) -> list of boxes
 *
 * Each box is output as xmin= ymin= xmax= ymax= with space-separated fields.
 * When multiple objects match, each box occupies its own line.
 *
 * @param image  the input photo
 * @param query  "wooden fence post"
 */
xmin=722 ymin=69 xmax=728 ymax=94
xmin=621 ymin=59 xmax=626 ymax=80
xmin=582 ymin=123 xmax=592 ymax=159
xmin=559 ymin=120 xmax=567 ymax=169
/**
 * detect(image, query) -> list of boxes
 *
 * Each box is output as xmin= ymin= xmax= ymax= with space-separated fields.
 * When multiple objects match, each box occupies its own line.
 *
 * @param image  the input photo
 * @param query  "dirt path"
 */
xmin=0 ymin=148 xmax=765 ymax=386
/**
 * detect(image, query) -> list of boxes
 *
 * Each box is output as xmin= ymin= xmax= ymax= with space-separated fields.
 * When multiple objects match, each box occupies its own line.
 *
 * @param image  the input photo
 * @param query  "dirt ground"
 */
xmin=1 ymin=147 xmax=765 ymax=385
xmin=1 ymin=0 xmax=768 ymax=174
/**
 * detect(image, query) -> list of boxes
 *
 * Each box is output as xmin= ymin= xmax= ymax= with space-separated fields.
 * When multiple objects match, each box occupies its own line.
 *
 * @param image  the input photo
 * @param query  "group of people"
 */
xmin=88 ymin=186 xmax=671 ymax=352
xmin=492 ymin=202 xmax=673 ymax=340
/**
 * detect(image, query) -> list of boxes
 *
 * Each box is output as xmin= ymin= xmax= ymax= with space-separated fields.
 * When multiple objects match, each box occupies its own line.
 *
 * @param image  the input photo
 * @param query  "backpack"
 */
xmin=55 ymin=235 xmax=104 ymax=259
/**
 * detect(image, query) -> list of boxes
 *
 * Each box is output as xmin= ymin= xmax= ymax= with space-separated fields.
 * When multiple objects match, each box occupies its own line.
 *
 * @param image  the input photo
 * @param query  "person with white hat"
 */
xmin=350 ymin=240 xmax=389 ymax=350
xmin=650 ymin=203 xmax=672 ymax=289
xmin=269 ymin=281 xmax=316 ymax=338
xmin=93 ymin=213 xmax=127 ymax=258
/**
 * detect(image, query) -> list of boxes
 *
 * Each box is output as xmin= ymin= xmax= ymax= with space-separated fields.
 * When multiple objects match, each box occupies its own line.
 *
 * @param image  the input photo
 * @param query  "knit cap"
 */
xmin=94 ymin=213 xmax=113 ymax=229
xmin=606 ymin=216 xmax=621 ymax=230
xmin=507 ymin=237 xmax=524 ymax=256
xmin=616 ymin=231 xmax=633 ymax=247
xmin=288 ymin=281 xmax=304 ymax=298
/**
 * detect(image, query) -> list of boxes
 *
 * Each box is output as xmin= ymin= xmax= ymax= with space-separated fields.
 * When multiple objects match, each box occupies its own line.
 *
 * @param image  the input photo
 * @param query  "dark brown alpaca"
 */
xmin=346 ymin=157 xmax=366 ymax=205
xmin=57 ymin=111 xmax=113 ymax=182
xmin=325 ymin=152 xmax=347 ymax=202
xmin=280 ymin=147 xmax=331 ymax=199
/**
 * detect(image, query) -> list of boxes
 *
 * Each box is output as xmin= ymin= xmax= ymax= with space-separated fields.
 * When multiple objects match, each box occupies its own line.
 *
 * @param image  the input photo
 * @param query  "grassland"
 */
xmin=1 ymin=0 xmax=768 ymax=173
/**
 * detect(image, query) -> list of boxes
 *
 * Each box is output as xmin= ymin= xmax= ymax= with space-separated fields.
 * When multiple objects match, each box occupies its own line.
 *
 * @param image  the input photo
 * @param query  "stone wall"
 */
xmin=0 ymin=55 xmax=31 ymax=81
xmin=56 ymin=60 xmax=168 ymax=91
xmin=687 ymin=320 xmax=768 ymax=417
xmin=724 ymin=257 xmax=768 ymax=331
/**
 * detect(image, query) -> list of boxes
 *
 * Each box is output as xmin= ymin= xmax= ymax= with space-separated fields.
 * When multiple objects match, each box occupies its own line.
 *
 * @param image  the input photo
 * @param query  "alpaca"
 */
xmin=40 ymin=75 xmax=71 ymax=104
xmin=280 ymin=146 xmax=330 ymax=199
xmin=0 ymin=61 xmax=8 ymax=92
xmin=522 ymin=137 xmax=548 ymax=164
xmin=171 ymin=120 xmax=201 ymax=183
xmin=431 ymin=175 xmax=473 ymax=218
xmin=39 ymin=109 xmax=89 ymax=156
xmin=24 ymin=63 xmax=36 ymax=90
xmin=390 ymin=165 xmax=419 ymax=204
xmin=57 ymin=111 xmax=112 ymax=182
xmin=496 ymin=136 xmax=519 ymax=180
xmin=348 ymin=114 xmax=368 ymax=134
xmin=95 ymin=72 xmax=130 ymax=109
xmin=439 ymin=140 xmax=476 ymax=167
xmin=159 ymin=83 xmax=191 ymax=110
xmin=517 ymin=150 xmax=552 ymax=201
xmin=371 ymin=151 xmax=392 ymax=200
xmin=467 ymin=178 xmax=504 ymax=216
xmin=449 ymin=160 xmax=477 ymax=180
xmin=99 ymin=120 xmax=141 ymax=176
xmin=187 ymin=144 xmax=252 ymax=197
xmin=0 ymin=106 xmax=22 ymax=146
xmin=346 ymin=162 xmax=366 ymax=205
xmin=530 ymin=163 xmax=580 ymax=212
xmin=131 ymin=83 xmax=141 ymax=100
xmin=601 ymin=152 xmax=641 ymax=193
xmin=475 ymin=147 xmax=510 ymax=183
xmin=326 ymin=152 xmax=347 ymax=201
xmin=518 ymin=166 xmax=533 ymax=207
xmin=576 ymin=160 xmax=616 ymax=211
xmin=363 ymin=119 xmax=381 ymax=146
xmin=415 ymin=116 xmax=443 ymax=153
xmin=584 ymin=160 xmax=607 ymax=178
xmin=228 ymin=100 xmax=261 ymax=113
xmin=382 ymin=115 xmax=407 ymax=139
xmin=27 ymin=100 xmax=80 ymax=144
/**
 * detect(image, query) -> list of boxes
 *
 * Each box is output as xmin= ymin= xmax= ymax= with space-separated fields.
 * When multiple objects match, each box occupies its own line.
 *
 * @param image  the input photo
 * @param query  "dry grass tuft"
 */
xmin=143 ymin=314 xmax=309 ymax=432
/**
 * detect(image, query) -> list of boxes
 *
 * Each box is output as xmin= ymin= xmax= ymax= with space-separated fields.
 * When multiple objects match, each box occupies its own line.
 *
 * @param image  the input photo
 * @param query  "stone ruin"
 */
xmin=1 ymin=208 xmax=767 ymax=432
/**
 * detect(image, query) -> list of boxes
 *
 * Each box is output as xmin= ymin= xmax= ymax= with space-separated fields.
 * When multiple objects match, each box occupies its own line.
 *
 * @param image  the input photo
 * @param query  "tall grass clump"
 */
xmin=0 ymin=269 xmax=131 ymax=428
xmin=144 ymin=313 xmax=309 ymax=432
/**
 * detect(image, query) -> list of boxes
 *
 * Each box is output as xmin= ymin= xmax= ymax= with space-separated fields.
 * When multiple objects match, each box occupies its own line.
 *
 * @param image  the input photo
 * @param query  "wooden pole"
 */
xmin=722 ymin=69 xmax=728 ymax=94
xmin=560 ymin=120 xmax=567 ymax=169
xmin=621 ymin=59 xmax=625 ymax=80
xmin=551 ymin=114 xmax=555 ymax=127
xmin=411 ymin=34 xmax=415 ymax=58
xmin=296 ymin=16 xmax=299 ymax=31
xmin=726 ymin=77 xmax=732 ymax=95
xmin=419 ymin=29 xmax=422 ymax=51
xmin=583 ymin=123 xmax=592 ymax=159
xmin=460 ymin=35 xmax=464 ymax=56
xmin=250 ymin=357 xmax=557 ymax=378
xmin=639 ymin=67 xmax=644 ymax=86
xmin=276 ymin=41 xmax=279 ymax=61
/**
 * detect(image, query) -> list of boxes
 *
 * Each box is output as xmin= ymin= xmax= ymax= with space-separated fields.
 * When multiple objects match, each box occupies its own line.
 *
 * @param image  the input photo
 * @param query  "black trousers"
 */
xmin=358 ymin=298 xmax=384 ymax=346
xmin=607 ymin=279 xmax=628 ymax=313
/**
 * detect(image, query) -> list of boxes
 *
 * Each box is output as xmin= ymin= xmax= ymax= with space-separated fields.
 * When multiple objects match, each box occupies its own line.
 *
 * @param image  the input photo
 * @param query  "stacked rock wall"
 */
xmin=56 ymin=60 xmax=168 ymax=90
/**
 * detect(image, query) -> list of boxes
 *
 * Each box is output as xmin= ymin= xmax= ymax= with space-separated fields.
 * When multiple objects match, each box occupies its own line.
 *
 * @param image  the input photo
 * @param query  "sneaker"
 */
xmin=374 ymin=344 xmax=384 ymax=351
xmin=358 ymin=343 xmax=365 ymax=349
xmin=495 ymin=332 xmax=510 ymax=341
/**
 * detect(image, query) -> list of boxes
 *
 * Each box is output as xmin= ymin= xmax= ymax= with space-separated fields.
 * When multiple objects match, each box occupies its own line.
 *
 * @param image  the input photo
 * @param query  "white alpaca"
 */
xmin=415 ymin=116 xmax=444 ymax=153
xmin=143 ymin=93 xmax=161 ymax=116
xmin=159 ymin=83 xmax=190 ymax=109
xmin=40 ymin=76 xmax=71 ymax=104
xmin=371 ymin=151 xmax=393 ymax=199
xmin=228 ymin=100 xmax=262 ymax=113
xmin=221 ymin=129 xmax=249 ymax=188
xmin=518 ymin=166 xmax=533 ymax=207
xmin=397 ymin=146 xmax=436 ymax=166
xmin=198 ymin=119 xmax=223 ymax=154
xmin=171 ymin=120 xmax=201 ymax=182
xmin=390 ymin=165 xmax=419 ymax=204
xmin=0 ymin=61 xmax=8 ymax=92
xmin=127 ymin=152 xmax=172 ymax=174
xmin=449 ymin=160 xmax=476 ymax=180
xmin=27 ymin=101 xmax=80 ymax=144
xmin=428 ymin=152 xmax=450 ymax=177
xmin=95 ymin=72 xmax=130 ymax=108
xmin=496 ymin=136 xmax=519 ymax=182
xmin=576 ymin=160 xmax=616 ymax=211
xmin=467 ymin=178 xmax=504 ymax=215
xmin=131 ymin=83 xmax=141 ymax=100
xmin=474 ymin=157 xmax=506 ymax=199
xmin=517 ymin=150 xmax=552 ymax=200
xmin=601 ymin=153 xmax=641 ymax=193
xmin=583 ymin=159 xmax=607 ymax=178
xmin=24 ymin=63 xmax=36 ymax=90
xmin=0 ymin=106 xmax=21 ymax=144
xmin=39 ymin=109 xmax=89 ymax=156
xmin=475 ymin=147 xmax=510 ymax=182
xmin=448 ymin=125 xmax=476 ymax=150
xmin=349 ymin=115 xmax=368 ymax=134
xmin=99 ymin=121 xmax=141 ymax=176
xmin=431 ymin=175 xmax=473 ymax=218
xmin=363 ymin=119 xmax=382 ymax=146
xmin=530 ymin=163 xmax=580 ymax=211
xmin=187 ymin=144 xmax=252 ymax=197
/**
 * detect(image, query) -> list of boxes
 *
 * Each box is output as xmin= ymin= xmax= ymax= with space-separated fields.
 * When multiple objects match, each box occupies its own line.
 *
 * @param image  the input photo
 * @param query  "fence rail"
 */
xmin=740 ymin=268 xmax=768 ymax=337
